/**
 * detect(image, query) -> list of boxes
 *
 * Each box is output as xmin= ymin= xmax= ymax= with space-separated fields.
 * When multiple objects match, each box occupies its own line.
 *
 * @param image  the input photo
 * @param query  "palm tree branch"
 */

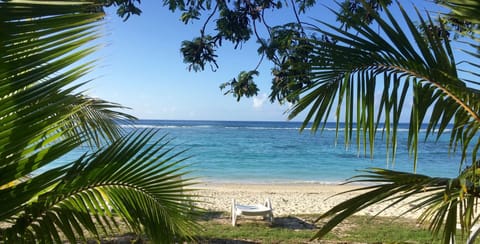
xmin=5 ymin=130 xmax=201 ymax=243
xmin=375 ymin=62 xmax=480 ymax=123
xmin=313 ymin=168 xmax=478 ymax=241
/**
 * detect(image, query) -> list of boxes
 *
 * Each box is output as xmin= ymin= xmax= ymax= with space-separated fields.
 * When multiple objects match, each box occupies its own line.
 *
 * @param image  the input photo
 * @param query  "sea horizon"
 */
xmin=50 ymin=119 xmax=463 ymax=184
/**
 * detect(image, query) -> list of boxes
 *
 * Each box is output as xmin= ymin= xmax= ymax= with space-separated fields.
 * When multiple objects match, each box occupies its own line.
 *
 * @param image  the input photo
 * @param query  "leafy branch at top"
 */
xmin=102 ymin=0 xmax=395 ymax=103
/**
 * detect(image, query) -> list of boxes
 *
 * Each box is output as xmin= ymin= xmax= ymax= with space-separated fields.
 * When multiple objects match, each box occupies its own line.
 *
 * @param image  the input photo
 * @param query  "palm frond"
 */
xmin=3 ymin=129 xmax=202 ymax=243
xmin=439 ymin=0 xmax=480 ymax=25
xmin=288 ymin=2 xmax=480 ymax=169
xmin=288 ymin=2 xmax=480 ymax=242
xmin=1 ymin=0 xmax=136 ymax=145
xmin=0 ymin=0 xmax=177 ymax=241
xmin=1 ymin=1 xmax=202 ymax=243
xmin=64 ymin=95 xmax=137 ymax=148
xmin=314 ymin=167 xmax=479 ymax=242
xmin=0 ymin=0 xmax=137 ymax=215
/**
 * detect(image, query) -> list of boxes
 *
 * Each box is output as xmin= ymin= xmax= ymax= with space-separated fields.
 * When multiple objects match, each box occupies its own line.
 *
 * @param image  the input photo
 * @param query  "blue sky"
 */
xmin=86 ymin=0 xmax=444 ymax=121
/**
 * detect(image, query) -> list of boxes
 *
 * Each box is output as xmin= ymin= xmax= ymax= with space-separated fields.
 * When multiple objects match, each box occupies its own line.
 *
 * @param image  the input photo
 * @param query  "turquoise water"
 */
xmin=55 ymin=120 xmax=463 ymax=183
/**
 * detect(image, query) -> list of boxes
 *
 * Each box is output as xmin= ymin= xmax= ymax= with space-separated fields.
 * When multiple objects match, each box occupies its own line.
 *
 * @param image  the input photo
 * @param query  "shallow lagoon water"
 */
xmin=53 ymin=120 xmax=463 ymax=184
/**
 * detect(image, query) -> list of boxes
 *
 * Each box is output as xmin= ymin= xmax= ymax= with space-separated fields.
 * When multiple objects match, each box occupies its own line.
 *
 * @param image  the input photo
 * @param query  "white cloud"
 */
xmin=253 ymin=93 xmax=268 ymax=109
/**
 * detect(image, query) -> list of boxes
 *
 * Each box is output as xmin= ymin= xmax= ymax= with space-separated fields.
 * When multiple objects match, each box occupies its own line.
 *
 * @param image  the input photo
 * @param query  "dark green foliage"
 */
xmin=101 ymin=0 xmax=143 ymax=20
xmin=181 ymin=36 xmax=219 ymax=71
xmin=220 ymin=70 xmax=260 ymax=101
xmin=336 ymin=0 xmax=393 ymax=29
xmin=262 ymin=24 xmax=319 ymax=103
xmin=104 ymin=0 xmax=397 ymax=103
xmin=217 ymin=8 xmax=252 ymax=46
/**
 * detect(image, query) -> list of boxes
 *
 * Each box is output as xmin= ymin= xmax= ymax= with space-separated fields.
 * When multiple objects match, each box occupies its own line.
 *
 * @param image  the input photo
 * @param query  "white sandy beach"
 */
xmin=193 ymin=183 xmax=423 ymax=219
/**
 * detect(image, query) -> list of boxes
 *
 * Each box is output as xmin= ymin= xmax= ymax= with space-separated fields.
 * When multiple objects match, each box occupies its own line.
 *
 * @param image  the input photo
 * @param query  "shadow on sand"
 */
xmin=201 ymin=211 xmax=224 ymax=221
xmin=272 ymin=216 xmax=317 ymax=230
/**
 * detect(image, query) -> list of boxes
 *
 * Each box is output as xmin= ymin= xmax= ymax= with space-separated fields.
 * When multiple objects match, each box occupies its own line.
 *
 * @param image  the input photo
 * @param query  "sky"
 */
xmin=85 ymin=0 xmax=446 ymax=122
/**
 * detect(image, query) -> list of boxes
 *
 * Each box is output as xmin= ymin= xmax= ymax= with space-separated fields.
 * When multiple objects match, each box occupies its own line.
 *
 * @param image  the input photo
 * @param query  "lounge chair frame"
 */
xmin=231 ymin=198 xmax=274 ymax=226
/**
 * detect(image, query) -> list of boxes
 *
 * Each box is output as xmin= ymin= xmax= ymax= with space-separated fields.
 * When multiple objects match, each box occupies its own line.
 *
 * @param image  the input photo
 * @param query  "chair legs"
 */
xmin=267 ymin=212 xmax=274 ymax=223
xmin=232 ymin=199 xmax=237 ymax=226
xmin=232 ymin=213 xmax=237 ymax=226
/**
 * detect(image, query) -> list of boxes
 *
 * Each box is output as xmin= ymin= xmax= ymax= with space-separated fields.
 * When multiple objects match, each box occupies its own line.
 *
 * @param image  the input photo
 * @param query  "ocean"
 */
xmin=54 ymin=120 xmax=463 ymax=184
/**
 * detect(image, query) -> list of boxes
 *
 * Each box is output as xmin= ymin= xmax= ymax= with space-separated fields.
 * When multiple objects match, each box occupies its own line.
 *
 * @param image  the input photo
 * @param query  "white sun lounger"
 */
xmin=231 ymin=198 xmax=274 ymax=226
xmin=451 ymin=223 xmax=480 ymax=244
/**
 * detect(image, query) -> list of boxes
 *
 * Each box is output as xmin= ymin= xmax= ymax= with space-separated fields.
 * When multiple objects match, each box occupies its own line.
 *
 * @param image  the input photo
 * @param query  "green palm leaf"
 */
xmin=1 ymin=0 xmax=134 ymax=147
xmin=1 ymin=1 xmax=201 ymax=242
xmin=0 ymin=0 xmax=134 ymax=218
xmin=313 ymin=167 xmax=480 ymax=243
xmin=3 ymin=130 xmax=202 ymax=243
xmin=287 ymin=2 xmax=480 ymax=242
xmin=289 ymin=2 xmax=480 ymax=169
xmin=439 ymin=0 xmax=480 ymax=26
xmin=63 ymin=96 xmax=137 ymax=148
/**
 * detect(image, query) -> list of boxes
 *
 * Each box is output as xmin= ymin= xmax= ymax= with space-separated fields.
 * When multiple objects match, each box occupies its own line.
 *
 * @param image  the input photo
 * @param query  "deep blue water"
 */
xmin=54 ymin=120 xmax=464 ymax=183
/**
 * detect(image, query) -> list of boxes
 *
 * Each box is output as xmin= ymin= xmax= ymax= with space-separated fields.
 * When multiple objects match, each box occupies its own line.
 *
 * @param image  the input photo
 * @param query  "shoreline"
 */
xmin=192 ymin=182 xmax=423 ymax=219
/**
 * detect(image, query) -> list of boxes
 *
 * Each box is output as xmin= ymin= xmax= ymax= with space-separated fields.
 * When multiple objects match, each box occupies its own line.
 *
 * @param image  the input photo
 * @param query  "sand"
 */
xmin=192 ymin=182 xmax=423 ymax=219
